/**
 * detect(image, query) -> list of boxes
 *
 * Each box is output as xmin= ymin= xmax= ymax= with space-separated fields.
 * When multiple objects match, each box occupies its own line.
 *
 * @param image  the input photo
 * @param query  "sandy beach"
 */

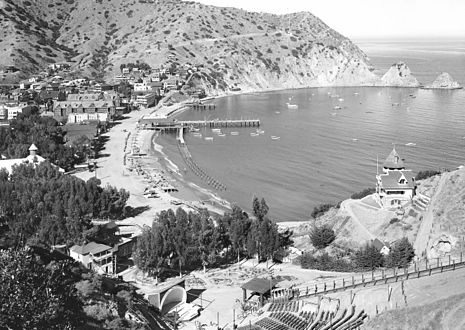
xmin=74 ymin=103 xmax=231 ymax=235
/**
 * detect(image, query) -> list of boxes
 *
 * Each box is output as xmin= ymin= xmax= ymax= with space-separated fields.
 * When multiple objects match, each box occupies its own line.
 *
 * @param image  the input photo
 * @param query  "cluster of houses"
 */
xmin=0 ymin=60 xmax=205 ymax=127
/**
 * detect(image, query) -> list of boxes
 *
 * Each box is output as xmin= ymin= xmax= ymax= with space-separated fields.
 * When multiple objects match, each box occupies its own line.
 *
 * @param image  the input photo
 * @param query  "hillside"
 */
xmin=0 ymin=0 xmax=378 ymax=92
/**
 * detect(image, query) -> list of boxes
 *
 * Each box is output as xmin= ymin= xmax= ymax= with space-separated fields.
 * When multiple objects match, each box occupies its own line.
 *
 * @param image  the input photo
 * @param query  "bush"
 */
xmin=351 ymin=187 xmax=376 ymax=199
xmin=298 ymin=252 xmax=354 ymax=272
xmin=310 ymin=225 xmax=336 ymax=249
xmin=415 ymin=170 xmax=441 ymax=181
xmin=311 ymin=203 xmax=335 ymax=219
xmin=385 ymin=237 xmax=415 ymax=268
xmin=353 ymin=244 xmax=384 ymax=269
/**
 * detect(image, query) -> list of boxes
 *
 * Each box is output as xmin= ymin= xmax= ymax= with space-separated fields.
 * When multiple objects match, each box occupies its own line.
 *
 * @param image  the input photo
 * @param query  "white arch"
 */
xmin=160 ymin=285 xmax=187 ymax=314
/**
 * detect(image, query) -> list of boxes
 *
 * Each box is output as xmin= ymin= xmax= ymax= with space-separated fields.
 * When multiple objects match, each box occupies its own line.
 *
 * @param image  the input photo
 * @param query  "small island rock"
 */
xmin=379 ymin=62 xmax=420 ymax=87
xmin=424 ymin=72 xmax=462 ymax=89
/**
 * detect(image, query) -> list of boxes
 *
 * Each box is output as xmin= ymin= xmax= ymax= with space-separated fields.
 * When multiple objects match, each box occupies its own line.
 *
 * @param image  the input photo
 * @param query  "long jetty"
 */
xmin=139 ymin=118 xmax=260 ymax=131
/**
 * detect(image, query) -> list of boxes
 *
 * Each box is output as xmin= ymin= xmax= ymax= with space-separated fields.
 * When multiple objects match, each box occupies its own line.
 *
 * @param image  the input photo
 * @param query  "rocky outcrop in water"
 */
xmin=378 ymin=62 xmax=420 ymax=87
xmin=423 ymin=72 xmax=462 ymax=89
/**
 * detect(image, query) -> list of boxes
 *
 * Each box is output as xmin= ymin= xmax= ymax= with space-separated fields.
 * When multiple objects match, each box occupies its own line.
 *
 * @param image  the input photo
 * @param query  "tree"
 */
xmin=353 ymin=243 xmax=384 ymax=269
xmin=310 ymin=225 xmax=336 ymax=249
xmin=385 ymin=237 xmax=415 ymax=268
xmin=0 ymin=247 xmax=83 ymax=329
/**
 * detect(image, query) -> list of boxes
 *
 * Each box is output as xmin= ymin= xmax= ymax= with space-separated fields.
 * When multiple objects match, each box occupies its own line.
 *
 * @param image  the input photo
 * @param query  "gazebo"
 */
xmin=241 ymin=277 xmax=279 ymax=306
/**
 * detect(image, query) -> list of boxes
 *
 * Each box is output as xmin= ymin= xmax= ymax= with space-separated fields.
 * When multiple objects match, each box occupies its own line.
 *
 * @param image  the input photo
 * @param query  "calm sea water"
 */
xmin=159 ymin=40 xmax=465 ymax=222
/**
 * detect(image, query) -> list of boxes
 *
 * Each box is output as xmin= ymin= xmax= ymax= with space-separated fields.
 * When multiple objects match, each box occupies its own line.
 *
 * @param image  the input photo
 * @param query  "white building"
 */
xmin=376 ymin=148 xmax=416 ymax=209
xmin=0 ymin=144 xmax=64 ymax=175
xmin=68 ymin=112 xmax=108 ymax=123
xmin=69 ymin=241 xmax=115 ymax=274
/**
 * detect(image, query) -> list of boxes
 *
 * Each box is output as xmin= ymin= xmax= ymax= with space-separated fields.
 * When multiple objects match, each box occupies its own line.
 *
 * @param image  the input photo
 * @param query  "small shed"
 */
xmin=241 ymin=277 xmax=279 ymax=306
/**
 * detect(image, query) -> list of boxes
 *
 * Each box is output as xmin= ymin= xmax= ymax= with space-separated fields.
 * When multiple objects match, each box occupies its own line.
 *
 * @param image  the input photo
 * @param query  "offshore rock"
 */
xmin=378 ymin=62 xmax=420 ymax=87
xmin=423 ymin=72 xmax=462 ymax=89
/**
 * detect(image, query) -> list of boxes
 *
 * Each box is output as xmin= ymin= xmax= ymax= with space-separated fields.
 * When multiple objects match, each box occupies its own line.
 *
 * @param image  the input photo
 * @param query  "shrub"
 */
xmin=298 ymin=252 xmax=354 ymax=272
xmin=311 ymin=203 xmax=335 ymax=219
xmin=310 ymin=225 xmax=336 ymax=249
xmin=385 ymin=237 xmax=415 ymax=268
xmin=353 ymin=244 xmax=384 ymax=269
xmin=351 ymin=187 xmax=376 ymax=199
xmin=415 ymin=170 xmax=441 ymax=181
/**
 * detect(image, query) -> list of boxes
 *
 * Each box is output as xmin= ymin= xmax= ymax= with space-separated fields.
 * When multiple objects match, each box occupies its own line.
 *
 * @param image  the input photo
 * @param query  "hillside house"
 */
xmin=376 ymin=148 xmax=416 ymax=209
xmin=69 ymin=241 xmax=115 ymax=274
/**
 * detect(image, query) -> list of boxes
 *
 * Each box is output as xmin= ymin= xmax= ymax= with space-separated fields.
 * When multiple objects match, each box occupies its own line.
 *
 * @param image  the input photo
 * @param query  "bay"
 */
xmin=158 ymin=40 xmax=465 ymax=222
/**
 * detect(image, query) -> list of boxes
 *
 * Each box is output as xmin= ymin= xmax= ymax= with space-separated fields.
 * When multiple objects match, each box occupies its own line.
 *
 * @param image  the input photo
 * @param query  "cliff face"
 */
xmin=378 ymin=62 xmax=420 ymax=87
xmin=424 ymin=72 xmax=462 ymax=89
xmin=0 ymin=0 xmax=378 ymax=91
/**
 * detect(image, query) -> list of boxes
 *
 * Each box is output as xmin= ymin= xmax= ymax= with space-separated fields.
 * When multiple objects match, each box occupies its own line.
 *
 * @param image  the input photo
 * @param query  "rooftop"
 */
xmin=241 ymin=277 xmax=279 ymax=295
xmin=70 ymin=241 xmax=113 ymax=255
xmin=383 ymin=148 xmax=405 ymax=170
xmin=379 ymin=170 xmax=415 ymax=189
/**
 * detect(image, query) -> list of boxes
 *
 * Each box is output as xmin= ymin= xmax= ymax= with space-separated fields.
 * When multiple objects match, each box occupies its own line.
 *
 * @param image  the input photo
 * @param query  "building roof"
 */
xmin=241 ymin=277 xmax=279 ymax=295
xmin=383 ymin=148 xmax=405 ymax=170
xmin=29 ymin=144 xmax=38 ymax=151
xmin=0 ymin=153 xmax=46 ymax=175
xmin=379 ymin=170 xmax=415 ymax=189
xmin=70 ymin=241 xmax=112 ymax=255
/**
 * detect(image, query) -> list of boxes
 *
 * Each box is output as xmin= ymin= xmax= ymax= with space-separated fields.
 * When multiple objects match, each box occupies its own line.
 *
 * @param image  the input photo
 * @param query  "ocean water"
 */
xmin=158 ymin=40 xmax=465 ymax=222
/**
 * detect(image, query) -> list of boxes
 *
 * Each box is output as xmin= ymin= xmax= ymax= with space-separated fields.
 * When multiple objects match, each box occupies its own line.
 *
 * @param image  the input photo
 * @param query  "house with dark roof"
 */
xmin=376 ymin=148 xmax=416 ymax=208
xmin=69 ymin=241 xmax=115 ymax=274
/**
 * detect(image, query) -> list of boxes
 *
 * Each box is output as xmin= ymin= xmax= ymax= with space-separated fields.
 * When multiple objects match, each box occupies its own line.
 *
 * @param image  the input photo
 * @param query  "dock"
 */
xmin=139 ymin=118 xmax=260 ymax=131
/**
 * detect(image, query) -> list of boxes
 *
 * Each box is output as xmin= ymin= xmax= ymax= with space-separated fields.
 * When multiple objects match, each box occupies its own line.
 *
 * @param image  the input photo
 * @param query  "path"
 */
xmin=413 ymin=174 xmax=447 ymax=258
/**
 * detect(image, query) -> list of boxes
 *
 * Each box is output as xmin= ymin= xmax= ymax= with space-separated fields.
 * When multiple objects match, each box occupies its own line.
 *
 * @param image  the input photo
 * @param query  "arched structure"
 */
xmin=160 ymin=285 xmax=187 ymax=314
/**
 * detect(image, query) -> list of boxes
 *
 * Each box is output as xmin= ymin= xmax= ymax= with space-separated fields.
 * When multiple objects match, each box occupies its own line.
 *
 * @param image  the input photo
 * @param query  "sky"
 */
xmin=194 ymin=0 xmax=465 ymax=39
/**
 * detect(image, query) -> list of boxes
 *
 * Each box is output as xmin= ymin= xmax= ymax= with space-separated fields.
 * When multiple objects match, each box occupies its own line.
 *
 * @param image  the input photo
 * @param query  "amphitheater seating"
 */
xmin=269 ymin=312 xmax=308 ymax=330
xmin=267 ymin=301 xmax=301 ymax=313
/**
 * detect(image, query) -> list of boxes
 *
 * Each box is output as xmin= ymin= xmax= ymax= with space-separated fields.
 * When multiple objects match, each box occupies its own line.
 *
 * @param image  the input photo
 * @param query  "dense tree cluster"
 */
xmin=0 ymin=247 xmax=84 ymax=329
xmin=298 ymin=238 xmax=415 ymax=272
xmin=309 ymin=225 xmax=336 ymax=249
xmin=0 ymin=161 xmax=129 ymax=248
xmin=133 ymin=198 xmax=293 ymax=279
xmin=0 ymin=113 xmax=89 ymax=172
xmin=0 ymin=247 xmax=145 ymax=329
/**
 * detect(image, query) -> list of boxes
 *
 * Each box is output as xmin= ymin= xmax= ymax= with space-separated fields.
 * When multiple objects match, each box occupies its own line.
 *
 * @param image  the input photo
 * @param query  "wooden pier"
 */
xmin=139 ymin=118 xmax=260 ymax=131
xmin=188 ymin=103 xmax=216 ymax=110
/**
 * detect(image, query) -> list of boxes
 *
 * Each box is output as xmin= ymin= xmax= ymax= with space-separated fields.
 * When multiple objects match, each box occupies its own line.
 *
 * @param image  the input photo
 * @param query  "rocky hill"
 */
xmin=378 ymin=62 xmax=420 ymax=87
xmin=0 ymin=0 xmax=379 ymax=92
xmin=424 ymin=72 xmax=462 ymax=89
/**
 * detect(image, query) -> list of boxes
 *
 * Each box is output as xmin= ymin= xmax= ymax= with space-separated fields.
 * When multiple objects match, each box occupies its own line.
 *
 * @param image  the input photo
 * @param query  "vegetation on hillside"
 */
xmin=0 ymin=247 xmax=146 ymax=329
xmin=133 ymin=197 xmax=293 ymax=279
xmin=0 ymin=161 xmax=129 ymax=248
xmin=0 ymin=112 xmax=89 ymax=172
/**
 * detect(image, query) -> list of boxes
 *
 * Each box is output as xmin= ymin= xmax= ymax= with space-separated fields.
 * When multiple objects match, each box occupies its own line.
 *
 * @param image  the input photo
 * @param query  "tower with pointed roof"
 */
xmin=376 ymin=147 xmax=416 ymax=209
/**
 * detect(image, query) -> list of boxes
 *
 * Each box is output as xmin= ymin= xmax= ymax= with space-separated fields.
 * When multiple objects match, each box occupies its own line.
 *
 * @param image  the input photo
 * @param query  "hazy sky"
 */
xmin=195 ymin=0 xmax=465 ymax=39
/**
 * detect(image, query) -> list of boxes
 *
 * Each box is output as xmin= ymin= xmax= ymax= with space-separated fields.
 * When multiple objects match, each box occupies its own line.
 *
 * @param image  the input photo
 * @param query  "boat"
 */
xmin=338 ymin=98 xmax=344 ymax=102
xmin=256 ymin=129 xmax=265 ymax=134
xmin=250 ymin=132 xmax=259 ymax=137
xmin=189 ymin=126 xmax=200 ymax=132
xmin=271 ymin=136 xmax=280 ymax=140
xmin=205 ymin=137 xmax=213 ymax=141
xmin=218 ymin=133 xmax=226 ymax=137
xmin=333 ymin=105 xmax=342 ymax=110
xmin=192 ymin=132 xmax=202 ymax=138
xmin=275 ymin=111 xmax=280 ymax=114
xmin=405 ymin=142 xmax=416 ymax=146
xmin=286 ymin=103 xmax=298 ymax=109
xmin=230 ymin=132 xmax=239 ymax=136
xmin=212 ymin=128 xmax=221 ymax=133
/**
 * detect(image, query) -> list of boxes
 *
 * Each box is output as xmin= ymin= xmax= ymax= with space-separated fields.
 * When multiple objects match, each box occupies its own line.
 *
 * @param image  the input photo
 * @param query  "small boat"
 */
xmin=218 ymin=133 xmax=226 ymax=137
xmin=192 ymin=132 xmax=202 ymax=138
xmin=286 ymin=103 xmax=298 ymax=109
xmin=275 ymin=111 xmax=281 ymax=114
xmin=189 ymin=126 xmax=200 ymax=132
xmin=205 ymin=137 xmax=213 ymax=141
xmin=354 ymin=92 xmax=359 ymax=95
xmin=338 ymin=98 xmax=344 ymax=102
xmin=250 ymin=132 xmax=259 ymax=137
xmin=212 ymin=128 xmax=221 ymax=133
xmin=333 ymin=105 xmax=342 ymax=110
xmin=256 ymin=129 xmax=265 ymax=134
xmin=352 ymin=138 xmax=358 ymax=142
xmin=271 ymin=136 xmax=280 ymax=140
xmin=405 ymin=142 xmax=416 ymax=146
xmin=230 ymin=132 xmax=239 ymax=136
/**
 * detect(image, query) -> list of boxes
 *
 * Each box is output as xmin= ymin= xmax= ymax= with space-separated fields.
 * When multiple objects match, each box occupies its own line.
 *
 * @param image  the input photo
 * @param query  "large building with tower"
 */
xmin=376 ymin=148 xmax=416 ymax=208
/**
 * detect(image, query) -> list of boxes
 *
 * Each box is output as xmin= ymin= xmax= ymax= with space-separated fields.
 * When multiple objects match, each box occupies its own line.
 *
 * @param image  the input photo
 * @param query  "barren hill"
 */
xmin=0 ymin=0 xmax=378 ymax=92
